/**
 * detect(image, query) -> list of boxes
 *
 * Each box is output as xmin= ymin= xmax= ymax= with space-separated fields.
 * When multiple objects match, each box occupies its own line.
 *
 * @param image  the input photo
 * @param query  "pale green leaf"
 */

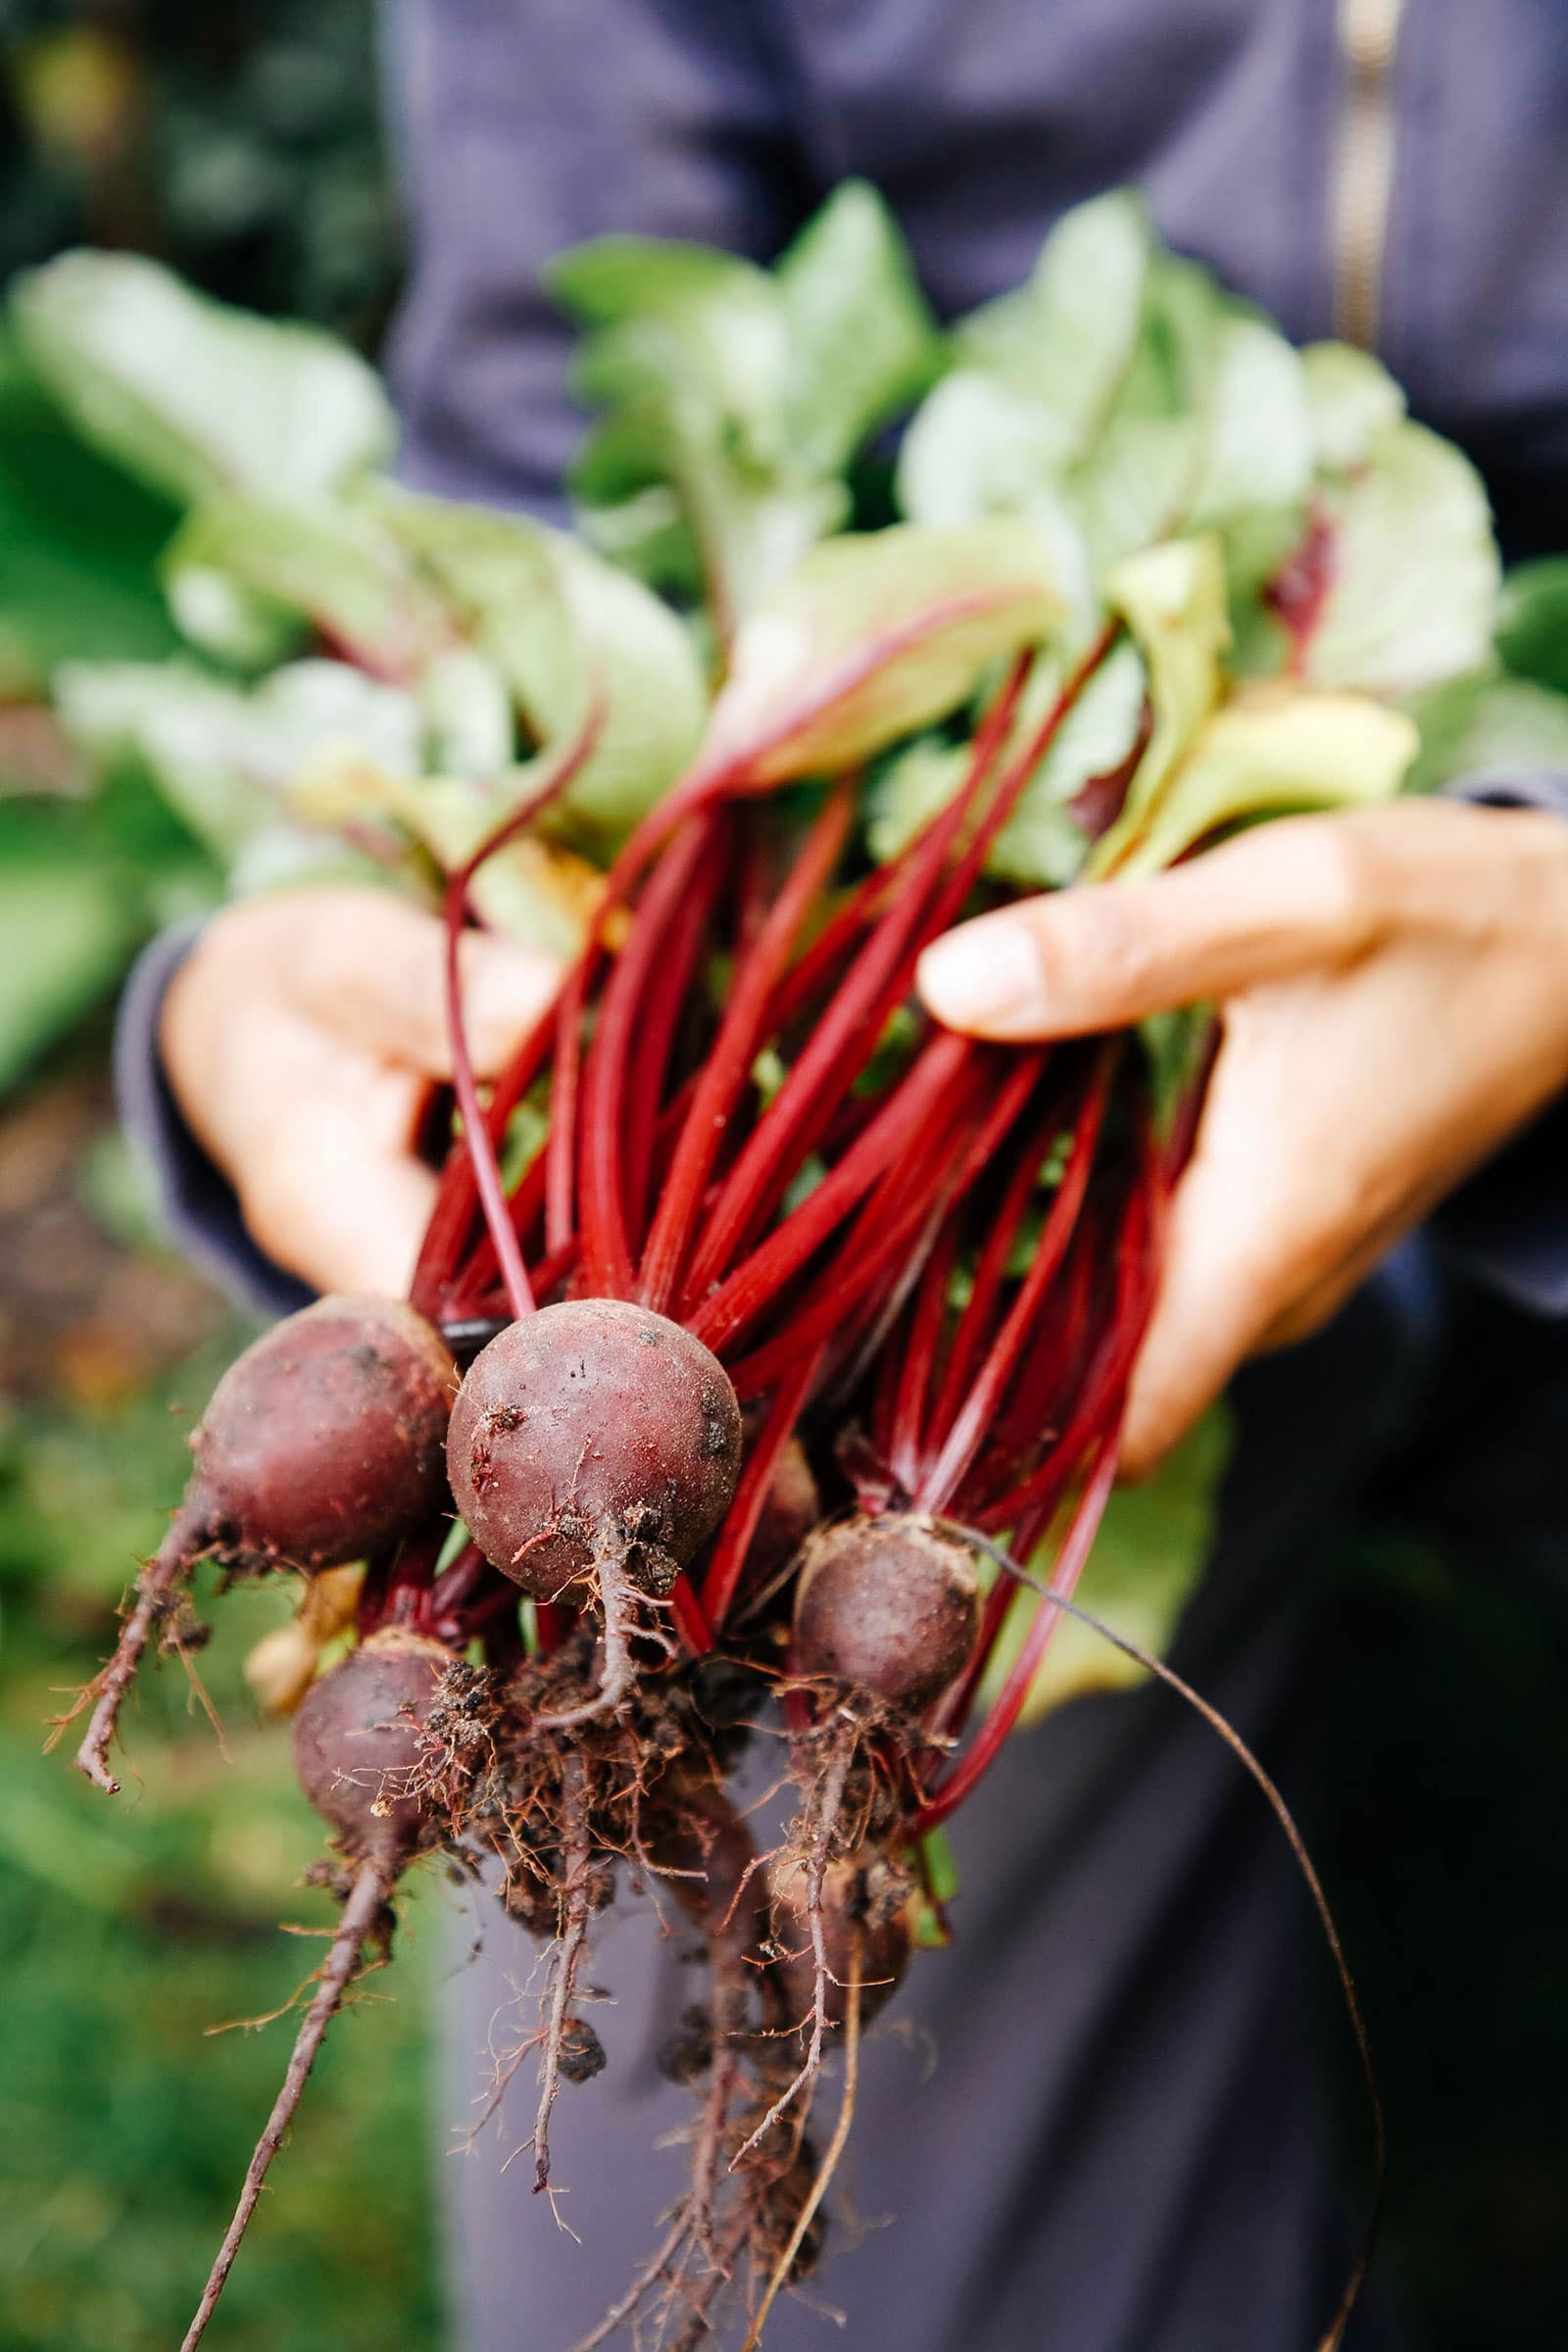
xmin=1299 ymin=420 xmax=1499 ymax=695
xmin=368 ymin=488 xmax=709 ymax=850
xmin=162 ymin=495 xmax=438 ymax=674
xmin=705 ymin=519 xmax=1064 ymax=784
xmin=12 ymin=250 xmax=394 ymax=508
xmin=1299 ymin=341 xmax=1405 ymax=474
xmin=1088 ymin=536 xmax=1230 ymax=873
xmin=55 ymin=656 xmax=418 ymax=871
xmin=897 ymin=369 xmax=1075 ymax=527
xmin=959 ymin=189 xmax=1152 ymax=459
xmin=1111 ymin=685 xmax=1418 ymax=878
xmin=1187 ymin=313 xmax=1312 ymax=527
xmin=775 ymin=179 xmax=944 ymax=473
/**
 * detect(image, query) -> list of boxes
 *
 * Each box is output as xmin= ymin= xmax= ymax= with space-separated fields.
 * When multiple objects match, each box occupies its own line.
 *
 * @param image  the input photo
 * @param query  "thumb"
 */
xmin=916 ymin=819 xmax=1372 ymax=1041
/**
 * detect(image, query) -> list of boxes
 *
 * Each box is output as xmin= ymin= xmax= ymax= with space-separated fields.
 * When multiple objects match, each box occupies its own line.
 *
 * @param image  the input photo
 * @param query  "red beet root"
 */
xmin=448 ymin=1299 xmax=741 ymax=1724
xmin=768 ymin=1852 xmax=913 ymax=2036
xmin=450 ymin=1298 xmax=742 ymax=1598
xmin=73 ymin=1295 xmax=458 ymax=1794
xmin=293 ymin=1628 xmax=454 ymax=1862
xmin=793 ymin=1514 xmax=980 ymax=1714
xmin=189 ymin=1295 xmax=457 ymax=1572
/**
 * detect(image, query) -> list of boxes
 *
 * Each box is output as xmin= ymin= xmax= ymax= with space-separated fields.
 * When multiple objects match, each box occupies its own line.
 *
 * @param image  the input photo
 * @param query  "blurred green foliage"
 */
xmin=0 ymin=11 xmax=439 ymax=2346
xmin=0 ymin=1289 xmax=444 ymax=2351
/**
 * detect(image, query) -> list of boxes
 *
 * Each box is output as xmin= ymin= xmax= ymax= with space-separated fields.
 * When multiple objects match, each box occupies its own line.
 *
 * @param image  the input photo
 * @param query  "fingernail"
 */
xmin=917 ymin=918 xmax=1042 ymax=1034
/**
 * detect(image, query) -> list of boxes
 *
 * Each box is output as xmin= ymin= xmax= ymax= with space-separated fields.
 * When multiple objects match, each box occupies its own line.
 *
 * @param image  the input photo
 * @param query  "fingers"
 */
xmin=916 ymin=812 xmax=1389 ymax=1040
xmin=283 ymin=887 xmax=562 ymax=1078
xmin=237 ymin=1094 xmax=440 ymax=1298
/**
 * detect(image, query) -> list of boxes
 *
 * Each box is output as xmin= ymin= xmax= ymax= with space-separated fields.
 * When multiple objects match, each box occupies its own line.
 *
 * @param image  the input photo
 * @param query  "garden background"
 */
xmin=1 ymin=8 xmax=1564 ymax=2347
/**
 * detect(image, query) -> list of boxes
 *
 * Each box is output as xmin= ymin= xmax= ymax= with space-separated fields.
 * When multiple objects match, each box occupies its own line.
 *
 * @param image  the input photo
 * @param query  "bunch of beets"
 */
xmin=63 ymin=624 xmax=1362 ymax=2352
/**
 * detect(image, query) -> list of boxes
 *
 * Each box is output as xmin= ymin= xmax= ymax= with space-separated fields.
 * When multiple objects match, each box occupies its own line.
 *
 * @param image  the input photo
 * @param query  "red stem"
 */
xmin=637 ymin=786 xmax=855 ymax=1315
xmin=620 ymin=823 xmax=730 ymax=1255
xmin=915 ymin=1048 xmax=1112 ymax=1515
xmin=911 ymin=1440 xmax=1120 ymax=1832
xmin=419 ymin=694 xmax=608 ymax=1319
xmin=699 ymin=1346 xmax=824 ymax=1628
xmin=577 ymin=816 xmax=718 ymax=1298
xmin=682 ymin=654 xmax=1035 ymax=1300
xmin=887 ymin=1214 xmax=960 ymax=1500
xmin=688 ymin=1029 xmax=971 ymax=1357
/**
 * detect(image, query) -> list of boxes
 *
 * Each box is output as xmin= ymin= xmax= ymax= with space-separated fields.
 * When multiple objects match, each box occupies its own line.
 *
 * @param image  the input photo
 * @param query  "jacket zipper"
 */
xmin=1331 ymin=0 xmax=1407 ymax=349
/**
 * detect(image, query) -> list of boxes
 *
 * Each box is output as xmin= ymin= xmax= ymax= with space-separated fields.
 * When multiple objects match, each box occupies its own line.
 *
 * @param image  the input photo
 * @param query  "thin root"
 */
xmin=739 ymin=1931 xmax=861 ymax=2352
xmin=532 ymin=1751 xmax=593 ymax=2199
xmin=180 ymin=1859 xmax=389 ymax=2351
xmin=535 ymin=1552 xmax=639 ymax=1733
xmin=68 ymin=1516 xmax=201 ymax=1793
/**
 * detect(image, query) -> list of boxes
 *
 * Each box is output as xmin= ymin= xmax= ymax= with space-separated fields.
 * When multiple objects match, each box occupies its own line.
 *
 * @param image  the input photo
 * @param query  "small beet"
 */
xmin=293 ymin=1629 xmax=453 ymax=1862
xmin=793 ymin=1514 xmax=979 ymax=1713
xmin=74 ymin=1297 xmax=457 ymax=1794
xmin=189 ymin=1295 xmax=458 ymax=1572
xmin=448 ymin=1298 xmax=742 ymax=1600
xmin=768 ymin=1852 xmax=913 ymax=2035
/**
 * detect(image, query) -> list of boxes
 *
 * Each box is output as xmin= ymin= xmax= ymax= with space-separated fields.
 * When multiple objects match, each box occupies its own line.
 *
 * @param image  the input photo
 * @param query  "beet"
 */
xmin=448 ymin=1298 xmax=742 ymax=1600
xmin=768 ymin=1852 xmax=913 ymax=2035
xmin=793 ymin=1514 xmax=980 ymax=1713
xmin=189 ymin=1295 xmax=457 ymax=1572
xmin=74 ymin=1296 xmax=458 ymax=1794
xmin=293 ymin=1629 xmax=453 ymax=1862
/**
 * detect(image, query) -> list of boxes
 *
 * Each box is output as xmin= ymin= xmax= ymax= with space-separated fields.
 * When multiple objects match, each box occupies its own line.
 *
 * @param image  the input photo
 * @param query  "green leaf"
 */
xmin=981 ymin=1408 xmax=1232 ymax=1726
xmin=1299 ymin=341 xmax=1406 ymax=474
xmin=774 ymin=179 xmax=945 ymax=474
xmin=12 ymin=249 xmax=394 ymax=508
xmin=162 ymin=494 xmax=439 ymax=673
xmin=0 ymin=852 xmax=135 ymax=1089
xmin=959 ymin=189 xmax=1152 ymax=461
xmin=370 ymin=487 xmax=710 ymax=852
xmin=898 ymin=369 xmax=1074 ymax=526
xmin=55 ymin=655 xmax=417 ymax=881
xmin=1298 ymin=420 xmax=1499 ymax=695
xmin=1495 ymin=557 xmax=1568 ymax=695
xmin=704 ymin=518 xmax=1065 ymax=784
xmin=1186 ymin=311 xmax=1312 ymax=528
xmin=989 ymin=637 xmax=1150 ymax=883
xmin=1110 ymin=684 xmax=1418 ymax=878
xmin=287 ymin=753 xmax=597 ymax=959
xmin=0 ymin=332 xmax=180 ymax=694
xmin=1087 ymin=536 xmax=1230 ymax=874
xmin=1401 ymin=670 xmax=1568 ymax=796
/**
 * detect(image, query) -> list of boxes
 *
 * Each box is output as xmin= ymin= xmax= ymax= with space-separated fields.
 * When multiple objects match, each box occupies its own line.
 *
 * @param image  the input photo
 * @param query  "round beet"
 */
xmin=448 ymin=1298 xmax=742 ymax=1601
xmin=189 ymin=1296 xmax=457 ymax=1571
xmin=293 ymin=1629 xmax=452 ymax=1861
xmin=769 ymin=1854 xmax=913 ymax=2034
xmin=793 ymin=1514 xmax=979 ymax=1713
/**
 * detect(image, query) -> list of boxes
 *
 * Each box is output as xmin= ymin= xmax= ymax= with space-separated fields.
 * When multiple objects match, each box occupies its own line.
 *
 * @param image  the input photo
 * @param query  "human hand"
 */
xmin=917 ymin=800 xmax=1568 ymax=1475
xmin=161 ymin=886 xmax=561 ymax=1298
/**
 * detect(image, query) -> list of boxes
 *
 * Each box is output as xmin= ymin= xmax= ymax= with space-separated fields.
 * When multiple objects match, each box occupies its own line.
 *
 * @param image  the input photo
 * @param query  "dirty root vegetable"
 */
xmin=448 ymin=1298 xmax=742 ymax=1723
xmin=793 ymin=1515 xmax=980 ymax=1713
xmin=182 ymin=1627 xmax=458 ymax=2352
xmin=74 ymin=1296 xmax=457 ymax=1792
